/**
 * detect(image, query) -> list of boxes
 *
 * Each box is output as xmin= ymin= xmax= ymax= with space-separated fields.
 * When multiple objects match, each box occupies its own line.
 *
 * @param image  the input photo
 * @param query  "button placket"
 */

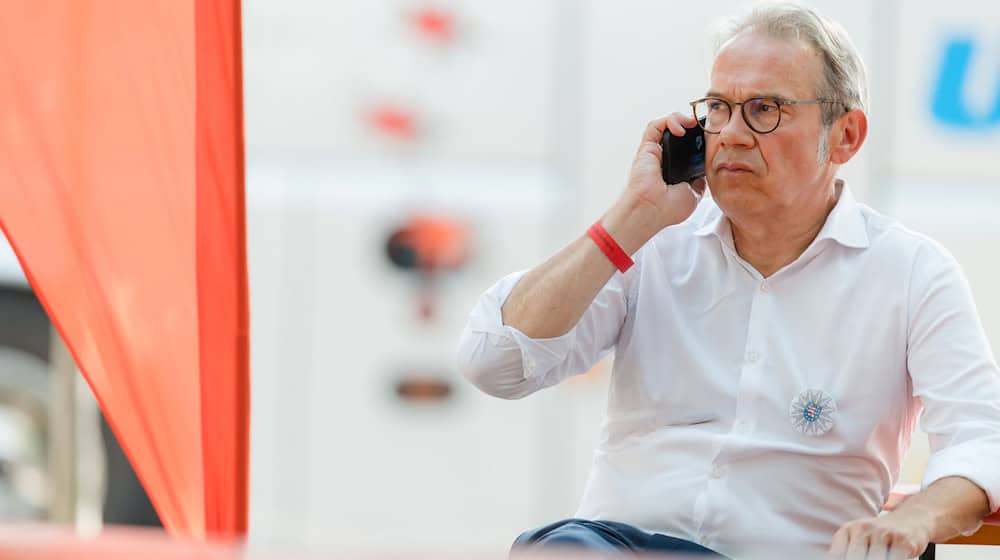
xmin=733 ymin=420 xmax=750 ymax=435
xmin=699 ymin=280 xmax=772 ymax=545
xmin=727 ymin=280 xmax=773 ymax=451
xmin=741 ymin=283 xmax=772 ymax=374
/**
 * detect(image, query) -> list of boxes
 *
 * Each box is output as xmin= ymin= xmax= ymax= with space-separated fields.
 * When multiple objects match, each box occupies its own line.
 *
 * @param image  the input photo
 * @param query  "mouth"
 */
xmin=715 ymin=162 xmax=754 ymax=173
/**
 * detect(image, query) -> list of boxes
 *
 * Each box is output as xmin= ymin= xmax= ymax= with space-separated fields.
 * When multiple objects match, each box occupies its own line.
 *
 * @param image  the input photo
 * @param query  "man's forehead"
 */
xmin=709 ymin=32 xmax=822 ymax=98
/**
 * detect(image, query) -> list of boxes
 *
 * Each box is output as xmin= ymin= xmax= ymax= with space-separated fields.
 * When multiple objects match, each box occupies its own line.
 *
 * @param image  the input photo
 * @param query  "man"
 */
xmin=456 ymin=4 xmax=1000 ymax=559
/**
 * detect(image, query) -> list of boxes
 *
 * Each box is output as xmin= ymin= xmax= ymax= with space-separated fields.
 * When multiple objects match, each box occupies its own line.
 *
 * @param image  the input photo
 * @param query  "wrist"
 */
xmin=888 ymin=506 xmax=938 ymax=541
xmin=599 ymin=194 xmax=669 ymax=256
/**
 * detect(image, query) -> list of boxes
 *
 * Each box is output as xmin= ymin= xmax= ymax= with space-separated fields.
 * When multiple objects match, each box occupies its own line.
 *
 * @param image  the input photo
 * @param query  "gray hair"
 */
xmin=714 ymin=3 xmax=869 ymax=128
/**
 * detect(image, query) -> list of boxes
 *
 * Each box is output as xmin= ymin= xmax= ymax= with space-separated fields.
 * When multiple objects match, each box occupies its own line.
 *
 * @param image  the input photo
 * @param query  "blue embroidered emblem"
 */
xmin=789 ymin=389 xmax=837 ymax=436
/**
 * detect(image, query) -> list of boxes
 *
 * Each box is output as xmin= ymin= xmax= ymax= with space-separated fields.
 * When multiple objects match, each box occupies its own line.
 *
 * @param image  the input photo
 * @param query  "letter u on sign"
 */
xmin=931 ymin=37 xmax=1000 ymax=129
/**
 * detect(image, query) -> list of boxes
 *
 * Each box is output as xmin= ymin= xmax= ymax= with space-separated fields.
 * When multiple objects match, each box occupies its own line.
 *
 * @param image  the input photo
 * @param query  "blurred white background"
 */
xmin=1 ymin=0 xmax=999 ymax=557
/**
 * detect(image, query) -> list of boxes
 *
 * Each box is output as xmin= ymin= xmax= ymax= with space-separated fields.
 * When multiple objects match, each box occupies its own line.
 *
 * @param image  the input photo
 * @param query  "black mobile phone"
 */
xmin=660 ymin=121 xmax=706 ymax=185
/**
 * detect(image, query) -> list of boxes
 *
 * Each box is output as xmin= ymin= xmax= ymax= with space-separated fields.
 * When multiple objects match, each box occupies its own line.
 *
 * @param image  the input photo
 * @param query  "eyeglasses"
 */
xmin=690 ymin=96 xmax=844 ymax=134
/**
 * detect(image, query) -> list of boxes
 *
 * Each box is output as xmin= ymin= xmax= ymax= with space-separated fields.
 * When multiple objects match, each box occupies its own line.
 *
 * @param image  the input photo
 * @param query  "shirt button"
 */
xmin=710 ymin=465 xmax=727 ymax=479
xmin=734 ymin=421 xmax=750 ymax=434
xmin=760 ymin=281 xmax=770 ymax=292
xmin=699 ymin=536 xmax=709 ymax=546
xmin=745 ymin=350 xmax=761 ymax=364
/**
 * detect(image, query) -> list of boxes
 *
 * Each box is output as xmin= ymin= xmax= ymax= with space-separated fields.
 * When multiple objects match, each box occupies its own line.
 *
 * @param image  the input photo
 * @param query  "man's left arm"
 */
xmin=827 ymin=476 xmax=989 ymax=559
xmin=829 ymin=242 xmax=1000 ymax=559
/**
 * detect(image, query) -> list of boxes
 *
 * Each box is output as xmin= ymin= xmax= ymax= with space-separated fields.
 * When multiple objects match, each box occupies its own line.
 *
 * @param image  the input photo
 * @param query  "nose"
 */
xmin=718 ymin=107 xmax=755 ymax=150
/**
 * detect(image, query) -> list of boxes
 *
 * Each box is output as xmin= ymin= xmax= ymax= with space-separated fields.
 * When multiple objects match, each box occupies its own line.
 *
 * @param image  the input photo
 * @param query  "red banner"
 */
xmin=0 ymin=0 xmax=249 ymax=538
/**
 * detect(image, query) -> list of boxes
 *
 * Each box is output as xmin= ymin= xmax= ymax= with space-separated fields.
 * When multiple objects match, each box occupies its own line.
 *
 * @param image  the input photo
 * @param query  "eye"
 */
xmin=757 ymin=101 xmax=779 ymax=113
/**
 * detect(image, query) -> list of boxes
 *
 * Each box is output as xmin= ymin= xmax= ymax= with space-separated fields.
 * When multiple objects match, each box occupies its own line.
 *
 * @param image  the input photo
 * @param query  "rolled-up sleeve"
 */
xmin=908 ymin=241 xmax=1000 ymax=512
xmin=456 ymin=267 xmax=631 ymax=400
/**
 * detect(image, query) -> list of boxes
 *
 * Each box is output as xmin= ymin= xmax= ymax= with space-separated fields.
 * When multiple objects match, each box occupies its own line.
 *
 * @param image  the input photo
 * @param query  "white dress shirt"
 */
xmin=456 ymin=181 xmax=1000 ymax=557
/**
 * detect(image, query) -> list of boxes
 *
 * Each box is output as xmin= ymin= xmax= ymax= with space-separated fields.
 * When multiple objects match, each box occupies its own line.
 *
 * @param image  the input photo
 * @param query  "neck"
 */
xmin=729 ymin=179 xmax=840 ymax=278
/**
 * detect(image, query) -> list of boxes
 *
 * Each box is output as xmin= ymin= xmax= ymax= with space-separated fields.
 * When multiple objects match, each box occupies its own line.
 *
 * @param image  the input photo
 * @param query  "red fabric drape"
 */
xmin=196 ymin=0 xmax=249 ymax=538
xmin=0 ymin=0 xmax=249 ymax=539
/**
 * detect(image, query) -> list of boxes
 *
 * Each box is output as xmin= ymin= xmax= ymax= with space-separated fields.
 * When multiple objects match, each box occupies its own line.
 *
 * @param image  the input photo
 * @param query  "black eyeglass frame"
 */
xmin=689 ymin=96 xmax=846 ymax=134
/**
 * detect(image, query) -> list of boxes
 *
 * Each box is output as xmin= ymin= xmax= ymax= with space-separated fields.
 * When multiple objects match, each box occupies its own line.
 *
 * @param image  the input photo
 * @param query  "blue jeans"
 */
xmin=512 ymin=518 xmax=726 ymax=557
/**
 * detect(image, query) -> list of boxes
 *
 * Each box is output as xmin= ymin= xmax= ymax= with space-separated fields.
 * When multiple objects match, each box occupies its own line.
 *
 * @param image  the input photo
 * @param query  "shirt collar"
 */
xmin=813 ymin=180 xmax=870 ymax=249
xmin=692 ymin=179 xmax=870 ymax=250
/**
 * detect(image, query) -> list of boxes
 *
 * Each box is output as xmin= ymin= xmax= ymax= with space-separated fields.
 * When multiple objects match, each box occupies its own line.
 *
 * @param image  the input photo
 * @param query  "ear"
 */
xmin=828 ymin=109 xmax=867 ymax=165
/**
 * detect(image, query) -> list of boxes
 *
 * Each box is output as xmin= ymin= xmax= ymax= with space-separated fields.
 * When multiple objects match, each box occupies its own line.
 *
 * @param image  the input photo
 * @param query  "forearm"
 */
xmin=501 ymin=195 xmax=665 ymax=339
xmin=892 ymin=476 xmax=990 ymax=542
xmin=501 ymin=112 xmax=703 ymax=339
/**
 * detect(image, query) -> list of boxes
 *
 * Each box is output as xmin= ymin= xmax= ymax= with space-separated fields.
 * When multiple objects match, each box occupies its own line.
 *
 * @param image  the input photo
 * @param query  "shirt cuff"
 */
xmin=921 ymin=441 xmax=1000 ymax=513
xmin=465 ymin=270 xmax=580 ymax=380
xmin=503 ymin=323 xmax=578 ymax=380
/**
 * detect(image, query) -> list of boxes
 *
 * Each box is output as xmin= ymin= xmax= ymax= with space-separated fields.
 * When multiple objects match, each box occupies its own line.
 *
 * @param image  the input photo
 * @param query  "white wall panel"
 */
xmin=243 ymin=0 xmax=559 ymax=160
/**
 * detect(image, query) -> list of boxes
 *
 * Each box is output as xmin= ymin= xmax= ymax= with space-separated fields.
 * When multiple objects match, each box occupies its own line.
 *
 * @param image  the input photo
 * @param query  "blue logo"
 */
xmin=931 ymin=37 xmax=1000 ymax=129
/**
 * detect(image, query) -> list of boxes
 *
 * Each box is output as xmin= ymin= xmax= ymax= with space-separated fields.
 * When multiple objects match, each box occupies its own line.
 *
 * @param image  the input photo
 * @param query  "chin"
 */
xmin=708 ymin=177 xmax=763 ymax=212
xmin=707 ymin=172 xmax=755 ymax=196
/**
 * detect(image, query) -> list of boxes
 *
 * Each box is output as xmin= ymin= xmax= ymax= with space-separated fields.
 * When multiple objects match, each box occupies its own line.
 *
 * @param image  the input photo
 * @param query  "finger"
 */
xmin=677 ymin=112 xmax=698 ymax=129
xmin=845 ymin=533 xmax=868 ymax=560
xmin=663 ymin=113 xmax=689 ymax=138
xmin=886 ymin=543 xmax=908 ymax=560
xmin=866 ymin=538 xmax=888 ymax=560
xmin=641 ymin=117 xmax=672 ymax=146
xmin=634 ymin=138 xmax=663 ymax=168
xmin=827 ymin=528 xmax=850 ymax=559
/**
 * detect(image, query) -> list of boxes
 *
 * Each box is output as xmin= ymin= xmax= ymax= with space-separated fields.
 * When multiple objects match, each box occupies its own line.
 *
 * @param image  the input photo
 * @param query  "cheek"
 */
xmin=705 ymin=136 xmax=725 ymax=166
xmin=760 ymin=135 xmax=817 ymax=175
xmin=704 ymin=139 xmax=723 ymax=185
xmin=779 ymin=120 xmax=825 ymax=157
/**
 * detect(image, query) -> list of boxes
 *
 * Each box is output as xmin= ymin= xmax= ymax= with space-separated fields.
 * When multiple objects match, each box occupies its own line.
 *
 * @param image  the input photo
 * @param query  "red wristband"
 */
xmin=587 ymin=221 xmax=634 ymax=273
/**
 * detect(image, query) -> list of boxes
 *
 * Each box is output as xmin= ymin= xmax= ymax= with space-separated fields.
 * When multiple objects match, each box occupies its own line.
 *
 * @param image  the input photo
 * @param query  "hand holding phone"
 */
xmin=616 ymin=114 xmax=707 ymax=233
